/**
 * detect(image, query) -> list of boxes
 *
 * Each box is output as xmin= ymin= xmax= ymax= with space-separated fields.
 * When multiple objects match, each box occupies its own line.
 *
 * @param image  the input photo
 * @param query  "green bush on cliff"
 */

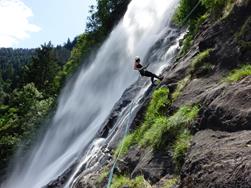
xmin=174 ymin=0 xmax=235 ymax=57
xmin=115 ymin=87 xmax=170 ymax=156
xmin=172 ymin=75 xmax=191 ymax=101
xmin=111 ymin=176 xmax=146 ymax=188
xmin=179 ymin=34 xmax=194 ymax=56
xmin=139 ymin=116 xmax=169 ymax=148
xmin=191 ymin=49 xmax=212 ymax=70
xmin=190 ymin=49 xmax=214 ymax=77
xmin=145 ymin=87 xmax=171 ymax=119
xmin=225 ymin=64 xmax=251 ymax=83
xmin=140 ymin=105 xmax=199 ymax=149
xmin=173 ymin=0 xmax=230 ymax=26
xmin=163 ymin=177 xmax=179 ymax=188
xmin=173 ymin=130 xmax=192 ymax=171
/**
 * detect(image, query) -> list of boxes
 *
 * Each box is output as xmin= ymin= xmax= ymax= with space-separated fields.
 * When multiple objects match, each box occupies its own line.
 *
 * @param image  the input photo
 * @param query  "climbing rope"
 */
xmin=106 ymin=99 xmax=135 ymax=188
xmin=180 ymin=0 xmax=202 ymax=26
xmin=106 ymin=1 xmax=202 ymax=187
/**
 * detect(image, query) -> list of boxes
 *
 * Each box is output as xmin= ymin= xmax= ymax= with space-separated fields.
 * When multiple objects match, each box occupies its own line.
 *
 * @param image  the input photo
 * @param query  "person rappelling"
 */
xmin=134 ymin=56 xmax=163 ymax=85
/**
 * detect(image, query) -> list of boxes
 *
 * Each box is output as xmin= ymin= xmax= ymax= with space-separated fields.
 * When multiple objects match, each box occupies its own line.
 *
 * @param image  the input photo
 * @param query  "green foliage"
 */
xmin=172 ymin=75 xmax=191 ymax=101
xmin=0 ymin=0 xmax=131 ymax=180
xmin=139 ymin=116 xmax=169 ymax=148
xmin=174 ymin=0 xmax=234 ymax=57
xmin=172 ymin=0 xmax=206 ymax=26
xmin=179 ymin=34 xmax=194 ymax=56
xmin=225 ymin=64 xmax=251 ymax=83
xmin=140 ymin=105 xmax=199 ymax=149
xmin=178 ymin=13 xmax=209 ymax=56
xmin=11 ymin=83 xmax=43 ymax=114
xmin=190 ymin=49 xmax=213 ymax=77
xmin=200 ymin=0 xmax=228 ymax=17
xmin=0 ymin=48 xmax=35 ymax=89
xmin=191 ymin=49 xmax=212 ymax=70
xmin=115 ymin=87 xmax=170 ymax=156
xmin=111 ymin=176 xmax=146 ymax=188
xmin=173 ymin=130 xmax=192 ymax=171
xmin=146 ymin=87 xmax=171 ymax=118
xmin=23 ymin=43 xmax=61 ymax=96
xmin=0 ymin=83 xmax=53 ymax=175
xmin=163 ymin=177 xmax=179 ymax=188
xmin=116 ymin=103 xmax=199 ymax=157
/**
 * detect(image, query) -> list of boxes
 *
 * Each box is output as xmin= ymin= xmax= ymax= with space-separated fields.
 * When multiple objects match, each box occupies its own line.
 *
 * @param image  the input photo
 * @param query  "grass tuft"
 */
xmin=173 ymin=130 xmax=192 ymax=171
xmin=172 ymin=75 xmax=191 ymax=102
xmin=111 ymin=176 xmax=147 ymax=188
xmin=140 ymin=105 xmax=199 ymax=149
xmin=225 ymin=64 xmax=251 ymax=83
xmin=139 ymin=116 xmax=169 ymax=148
xmin=114 ymin=87 xmax=170 ymax=156
xmin=191 ymin=49 xmax=212 ymax=71
xmin=163 ymin=177 xmax=179 ymax=188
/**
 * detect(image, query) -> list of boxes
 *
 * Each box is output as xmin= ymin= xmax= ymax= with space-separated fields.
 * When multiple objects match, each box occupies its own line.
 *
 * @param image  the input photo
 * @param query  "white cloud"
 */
xmin=0 ymin=0 xmax=41 ymax=47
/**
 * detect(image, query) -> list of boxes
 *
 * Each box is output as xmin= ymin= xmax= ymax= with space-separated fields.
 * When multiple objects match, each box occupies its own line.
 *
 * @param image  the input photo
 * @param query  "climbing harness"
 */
xmin=106 ymin=1 xmax=202 ymax=187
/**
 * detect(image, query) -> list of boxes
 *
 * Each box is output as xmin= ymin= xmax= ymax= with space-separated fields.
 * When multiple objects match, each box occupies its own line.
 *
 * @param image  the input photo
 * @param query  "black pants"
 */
xmin=139 ymin=70 xmax=161 ymax=84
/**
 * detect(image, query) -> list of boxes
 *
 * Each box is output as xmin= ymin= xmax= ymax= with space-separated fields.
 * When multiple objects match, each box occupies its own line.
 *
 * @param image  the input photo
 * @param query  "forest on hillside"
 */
xmin=0 ymin=0 xmax=131 ymax=180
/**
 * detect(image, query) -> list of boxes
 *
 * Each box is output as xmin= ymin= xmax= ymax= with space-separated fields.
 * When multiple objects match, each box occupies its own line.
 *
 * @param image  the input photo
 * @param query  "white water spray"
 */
xmin=2 ymin=0 xmax=179 ymax=187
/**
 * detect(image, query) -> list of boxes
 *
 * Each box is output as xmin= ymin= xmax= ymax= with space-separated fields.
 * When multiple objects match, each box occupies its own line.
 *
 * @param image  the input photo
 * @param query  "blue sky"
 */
xmin=0 ymin=0 xmax=94 ymax=48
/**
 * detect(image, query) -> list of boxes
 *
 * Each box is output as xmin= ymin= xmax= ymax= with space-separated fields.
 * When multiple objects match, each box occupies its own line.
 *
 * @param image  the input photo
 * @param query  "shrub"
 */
xmin=172 ymin=75 xmax=191 ymax=101
xmin=191 ymin=49 xmax=212 ymax=71
xmin=173 ymin=130 xmax=192 ymax=171
xmin=140 ymin=105 xmax=199 ymax=149
xmin=139 ymin=116 xmax=169 ymax=148
xmin=225 ymin=64 xmax=251 ymax=83
xmin=173 ymin=0 xmax=233 ymax=58
xmin=111 ymin=176 xmax=147 ymax=188
xmin=114 ymin=87 xmax=170 ymax=156
xmin=179 ymin=34 xmax=194 ymax=56
xmin=190 ymin=49 xmax=213 ymax=77
xmin=200 ymin=0 xmax=229 ymax=19
xmin=172 ymin=0 xmax=205 ymax=26
xmin=145 ymin=87 xmax=171 ymax=119
xmin=163 ymin=177 xmax=179 ymax=188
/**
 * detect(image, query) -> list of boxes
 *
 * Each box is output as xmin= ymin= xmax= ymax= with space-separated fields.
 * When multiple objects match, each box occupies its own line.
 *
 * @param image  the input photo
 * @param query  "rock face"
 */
xmin=117 ymin=147 xmax=175 ymax=184
xmin=200 ymin=76 xmax=251 ymax=132
xmin=181 ymin=130 xmax=251 ymax=188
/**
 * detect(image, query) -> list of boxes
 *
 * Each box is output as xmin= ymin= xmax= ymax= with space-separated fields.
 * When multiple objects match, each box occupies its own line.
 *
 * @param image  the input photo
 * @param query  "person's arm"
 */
xmin=139 ymin=64 xmax=149 ymax=70
xmin=134 ymin=62 xmax=143 ymax=70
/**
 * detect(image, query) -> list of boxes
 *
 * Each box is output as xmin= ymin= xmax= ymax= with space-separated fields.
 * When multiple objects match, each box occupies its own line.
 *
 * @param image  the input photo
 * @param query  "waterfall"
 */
xmin=2 ymin=0 xmax=180 ymax=187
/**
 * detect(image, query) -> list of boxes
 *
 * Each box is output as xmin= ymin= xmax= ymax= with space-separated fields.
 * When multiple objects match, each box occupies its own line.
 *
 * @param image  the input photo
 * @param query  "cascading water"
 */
xmin=2 ymin=0 xmax=180 ymax=187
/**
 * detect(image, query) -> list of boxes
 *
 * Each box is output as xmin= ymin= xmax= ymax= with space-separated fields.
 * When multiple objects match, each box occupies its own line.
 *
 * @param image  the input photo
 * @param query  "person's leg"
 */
xmin=143 ymin=71 xmax=158 ymax=84
xmin=144 ymin=71 xmax=162 ymax=80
